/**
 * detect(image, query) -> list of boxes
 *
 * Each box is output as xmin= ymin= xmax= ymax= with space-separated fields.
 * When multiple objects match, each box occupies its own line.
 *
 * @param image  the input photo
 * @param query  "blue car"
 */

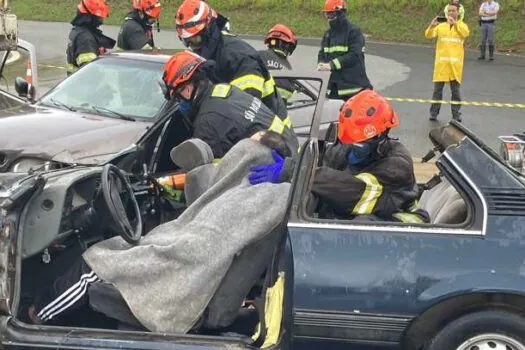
xmin=0 ymin=71 xmax=525 ymax=350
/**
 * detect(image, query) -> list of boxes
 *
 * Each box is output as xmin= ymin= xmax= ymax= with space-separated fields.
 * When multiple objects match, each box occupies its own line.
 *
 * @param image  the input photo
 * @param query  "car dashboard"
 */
xmin=21 ymin=167 xmax=106 ymax=259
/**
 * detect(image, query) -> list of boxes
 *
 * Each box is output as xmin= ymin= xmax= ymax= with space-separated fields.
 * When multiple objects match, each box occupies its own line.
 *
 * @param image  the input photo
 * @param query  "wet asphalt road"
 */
xmin=17 ymin=20 xmax=525 ymax=157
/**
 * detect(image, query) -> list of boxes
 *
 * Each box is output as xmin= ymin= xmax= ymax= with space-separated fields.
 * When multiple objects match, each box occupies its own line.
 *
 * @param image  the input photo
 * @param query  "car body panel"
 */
xmin=0 ymin=51 xmax=341 ymax=172
xmin=286 ymin=121 xmax=525 ymax=347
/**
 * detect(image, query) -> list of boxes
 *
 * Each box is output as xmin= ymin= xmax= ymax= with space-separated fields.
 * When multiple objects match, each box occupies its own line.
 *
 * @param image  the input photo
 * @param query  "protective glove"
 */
xmin=249 ymin=150 xmax=285 ymax=185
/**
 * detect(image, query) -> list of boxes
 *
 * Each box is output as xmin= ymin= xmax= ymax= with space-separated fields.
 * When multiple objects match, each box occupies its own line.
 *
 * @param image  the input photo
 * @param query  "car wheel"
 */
xmin=425 ymin=310 xmax=525 ymax=350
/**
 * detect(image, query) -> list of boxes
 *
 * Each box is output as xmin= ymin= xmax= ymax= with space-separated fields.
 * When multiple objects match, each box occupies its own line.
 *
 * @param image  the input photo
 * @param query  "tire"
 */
xmin=425 ymin=310 xmax=525 ymax=350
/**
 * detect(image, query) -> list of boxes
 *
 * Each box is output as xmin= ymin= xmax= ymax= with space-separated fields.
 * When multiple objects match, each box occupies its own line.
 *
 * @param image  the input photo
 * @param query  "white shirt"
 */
xmin=479 ymin=1 xmax=500 ymax=21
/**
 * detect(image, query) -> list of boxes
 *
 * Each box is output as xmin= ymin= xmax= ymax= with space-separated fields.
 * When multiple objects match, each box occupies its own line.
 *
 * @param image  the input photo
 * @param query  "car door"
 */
xmin=284 ymin=134 xmax=506 ymax=349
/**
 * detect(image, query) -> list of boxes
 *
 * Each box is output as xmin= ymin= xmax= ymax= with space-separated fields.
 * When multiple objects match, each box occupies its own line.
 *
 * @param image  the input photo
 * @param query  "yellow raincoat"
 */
xmin=425 ymin=22 xmax=470 ymax=83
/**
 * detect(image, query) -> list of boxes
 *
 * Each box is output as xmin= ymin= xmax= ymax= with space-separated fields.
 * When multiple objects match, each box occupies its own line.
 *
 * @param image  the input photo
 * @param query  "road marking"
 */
xmin=385 ymin=97 xmax=525 ymax=109
xmin=38 ymin=64 xmax=67 ymax=71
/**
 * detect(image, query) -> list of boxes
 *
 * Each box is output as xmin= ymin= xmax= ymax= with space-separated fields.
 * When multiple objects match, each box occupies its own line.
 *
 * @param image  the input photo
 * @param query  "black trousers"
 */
xmin=34 ymin=257 xmax=98 ymax=323
xmin=430 ymin=80 xmax=462 ymax=119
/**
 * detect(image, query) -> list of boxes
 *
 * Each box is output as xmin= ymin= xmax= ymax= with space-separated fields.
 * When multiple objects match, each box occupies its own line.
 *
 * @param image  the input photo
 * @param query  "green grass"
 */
xmin=11 ymin=0 xmax=525 ymax=53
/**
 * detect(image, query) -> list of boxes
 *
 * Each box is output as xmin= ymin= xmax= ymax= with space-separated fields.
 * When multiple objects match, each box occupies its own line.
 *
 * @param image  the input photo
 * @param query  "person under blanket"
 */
xmin=28 ymin=131 xmax=293 ymax=328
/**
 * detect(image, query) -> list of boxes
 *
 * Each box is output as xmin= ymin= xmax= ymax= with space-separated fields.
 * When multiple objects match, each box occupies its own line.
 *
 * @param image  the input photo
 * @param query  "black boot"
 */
xmin=489 ymin=45 xmax=494 ymax=60
xmin=478 ymin=45 xmax=486 ymax=60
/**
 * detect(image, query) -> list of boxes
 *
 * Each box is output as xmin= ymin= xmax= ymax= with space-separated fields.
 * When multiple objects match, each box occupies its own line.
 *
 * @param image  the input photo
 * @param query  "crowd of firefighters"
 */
xmin=56 ymin=0 xmax=498 ymax=229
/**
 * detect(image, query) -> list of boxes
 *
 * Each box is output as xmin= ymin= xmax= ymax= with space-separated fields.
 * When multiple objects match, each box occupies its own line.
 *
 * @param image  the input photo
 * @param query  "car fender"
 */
xmin=418 ymin=271 xmax=525 ymax=305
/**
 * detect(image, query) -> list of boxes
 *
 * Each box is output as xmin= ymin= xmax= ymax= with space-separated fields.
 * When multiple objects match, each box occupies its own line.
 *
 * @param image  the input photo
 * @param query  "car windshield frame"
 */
xmin=38 ymin=56 xmax=167 ymax=122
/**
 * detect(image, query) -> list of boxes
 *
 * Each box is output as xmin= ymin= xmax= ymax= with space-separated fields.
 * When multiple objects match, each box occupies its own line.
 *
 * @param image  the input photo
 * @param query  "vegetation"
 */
xmin=11 ymin=0 xmax=525 ymax=52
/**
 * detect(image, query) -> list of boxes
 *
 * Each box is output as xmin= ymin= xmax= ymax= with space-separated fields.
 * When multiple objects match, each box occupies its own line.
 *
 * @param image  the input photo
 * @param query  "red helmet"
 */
xmin=175 ymin=0 xmax=214 ymax=39
xmin=264 ymin=24 xmax=297 ymax=46
xmin=77 ymin=0 xmax=110 ymax=18
xmin=133 ymin=0 xmax=161 ymax=19
xmin=162 ymin=51 xmax=206 ymax=97
xmin=338 ymin=90 xmax=399 ymax=144
xmin=323 ymin=0 xmax=347 ymax=12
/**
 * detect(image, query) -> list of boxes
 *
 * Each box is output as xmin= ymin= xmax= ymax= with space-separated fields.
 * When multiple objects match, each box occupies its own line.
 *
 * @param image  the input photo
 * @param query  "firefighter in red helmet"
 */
xmin=175 ymin=0 xmax=288 ymax=119
xmin=249 ymin=90 xmax=429 ymax=223
xmin=66 ymin=0 xmax=115 ymax=75
xmin=117 ymin=0 xmax=162 ymax=50
xmin=259 ymin=24 xmax=298 ymax=103
xmin=317 ymin=0 xmax=373 ymax=101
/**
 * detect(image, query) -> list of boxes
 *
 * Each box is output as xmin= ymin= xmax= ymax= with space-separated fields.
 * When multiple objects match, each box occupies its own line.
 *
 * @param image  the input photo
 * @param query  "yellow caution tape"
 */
xmin=385 ymin=97 xmax=525 ymax=109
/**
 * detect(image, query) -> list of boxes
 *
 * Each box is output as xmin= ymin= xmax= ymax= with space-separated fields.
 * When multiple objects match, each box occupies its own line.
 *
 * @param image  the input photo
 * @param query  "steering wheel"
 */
xmin=101 ymin=164 xmax=143 ymax=245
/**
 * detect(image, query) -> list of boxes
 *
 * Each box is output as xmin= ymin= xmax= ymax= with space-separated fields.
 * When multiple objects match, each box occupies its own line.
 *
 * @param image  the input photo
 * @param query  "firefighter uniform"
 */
xmin=258 ymin=49 xmax=295 ymax=103
xmin=66 ymin=22 xmax=115 ymax=75
xmin=117 ymin=12 xmax=155 ymax=50
xmin=192 ymin=83 xmax=298 ymax=159
xmin=201 ymin=31 xmax=288 ymax=119
xmin=313 ymin=140 xmax=427 ymax=222
xmin=318 ymin=15 xmax=372 ymax=100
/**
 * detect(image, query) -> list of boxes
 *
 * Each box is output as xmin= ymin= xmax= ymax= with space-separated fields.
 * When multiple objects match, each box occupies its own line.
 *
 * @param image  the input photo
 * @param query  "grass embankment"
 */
xmin=11 ymin=0 xmax=525 ymax=53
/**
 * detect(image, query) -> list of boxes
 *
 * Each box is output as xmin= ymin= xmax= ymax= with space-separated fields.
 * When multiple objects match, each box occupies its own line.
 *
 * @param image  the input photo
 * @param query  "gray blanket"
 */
xmin=83 ymin=139 xmax=291 ymax=333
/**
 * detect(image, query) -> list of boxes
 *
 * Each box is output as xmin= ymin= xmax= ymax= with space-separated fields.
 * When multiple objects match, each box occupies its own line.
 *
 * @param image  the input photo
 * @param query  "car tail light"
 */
xmin=499 ymin=135 xmax=525 ymax=174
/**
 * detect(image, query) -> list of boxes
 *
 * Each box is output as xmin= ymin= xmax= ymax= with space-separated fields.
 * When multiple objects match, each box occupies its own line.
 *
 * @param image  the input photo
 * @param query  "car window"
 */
xmin=0 ymin=46 xmax=31 ymax=96
xmin=286 ymin=79 xmax=318 ymax=109
xmin=39 ymin=57 xmax=166 ymax=121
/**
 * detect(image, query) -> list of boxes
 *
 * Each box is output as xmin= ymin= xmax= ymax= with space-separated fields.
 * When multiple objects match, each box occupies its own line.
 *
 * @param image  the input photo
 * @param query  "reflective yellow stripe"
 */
xmin=392 ymin=212 xmax=425 ymax=224
xmin=268 ymin=116 xmax=292 ymax=134
xmin=409 ymin=200 xmax=419 ymax=212
xmin=277 ymin=86 xmax=294 ymax=100
xmin=76 ymin=52 xmax=97 ymax=66
xmin=67 ymin=63 xmax=77 ymax=73
xmin=332 ymin=58 xmax=342 ymax=70
xmin=324 ymin=46 xmax=348 ymax=53
xmin=230 ymin=74 xmax=264 ymax=93
xmin=211 ymin=84 xmax=232 ymax=98
xmin=262 ymin=77 xmax=276 ymax=98
xmin=352 ymin=173 xmax=383 ymax=215
xmin=141 ymin=43 xmax=154 ymax=49
xmin=116 ymin=46 xmax=124 ymax=51
xmin=338 ymin=87 xmax=363 ymax=96
xmin=252 ymin=272 xmax=285 ymax=348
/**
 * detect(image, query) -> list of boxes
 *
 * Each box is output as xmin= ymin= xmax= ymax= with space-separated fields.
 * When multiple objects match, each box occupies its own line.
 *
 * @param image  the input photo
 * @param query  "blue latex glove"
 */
xmin=249 ymin=150 xmax=285 ymax=185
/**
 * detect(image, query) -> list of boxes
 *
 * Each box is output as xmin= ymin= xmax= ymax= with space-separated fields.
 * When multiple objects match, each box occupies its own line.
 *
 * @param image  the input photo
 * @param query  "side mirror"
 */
xmin=15 ymin=76 xmax=29 ymax=97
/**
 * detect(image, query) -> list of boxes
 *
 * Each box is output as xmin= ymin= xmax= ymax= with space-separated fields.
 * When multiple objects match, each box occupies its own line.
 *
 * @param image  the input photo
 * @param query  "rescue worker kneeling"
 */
xmin=249 ymin=90 xmax=429 ymax=224
xmin=162 ymin=51 xmax=299 ymax=160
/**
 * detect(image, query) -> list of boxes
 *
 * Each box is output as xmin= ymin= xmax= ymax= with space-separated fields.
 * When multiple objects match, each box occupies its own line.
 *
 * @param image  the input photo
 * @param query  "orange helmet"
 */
xmin=265 ymin=24 xmax=297 ymax=46
xmin=162 ymin=51 xmax=206 ymax=97
xmin=338 ymin=90 xmax=399 ymax=144
xmin=78 ymin=0 xmax=110 ymax=18
xmin=133 ymin=0 xmax=161 ymax=19
xmin=323 ymin=0 xmax=347 ymax=12
xmin=175 ymin=0 xmax=214 ymax=39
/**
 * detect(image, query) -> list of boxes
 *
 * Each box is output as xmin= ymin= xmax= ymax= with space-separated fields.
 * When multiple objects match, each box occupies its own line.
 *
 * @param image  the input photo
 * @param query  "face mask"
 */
xmin=178 ymin=100 xmax=192 ymax=117
xmin=346 ymin=139 xmax=380 ymax=166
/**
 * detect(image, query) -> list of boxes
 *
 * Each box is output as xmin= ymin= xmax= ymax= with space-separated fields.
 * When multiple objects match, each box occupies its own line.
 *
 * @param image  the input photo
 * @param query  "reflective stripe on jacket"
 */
xmin=425 ymin=22 xmax=470 ymax=83
xmin=312 ymin=140 xmax=422 ymax=221
xmin=258 ymin=49 xmax=295 ymax=103
xmin=192 ymin=83 xmax=299 ymax=159
xmin=211 ymin=33 xmax=288 ymax=119
xmin=66 ymin=25 xmax=115 ymax=74
xmin=317 ymin=15 xmax=372 ymax=96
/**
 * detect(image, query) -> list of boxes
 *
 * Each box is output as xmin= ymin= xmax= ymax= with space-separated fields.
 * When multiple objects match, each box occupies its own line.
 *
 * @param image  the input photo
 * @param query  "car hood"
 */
xmin=0 ymin=105 xmax=151 ymax=167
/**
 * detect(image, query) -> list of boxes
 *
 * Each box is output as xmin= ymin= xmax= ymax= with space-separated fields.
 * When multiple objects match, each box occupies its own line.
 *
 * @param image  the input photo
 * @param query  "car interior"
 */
xmin=14 ymin=100 xmax=291 ymax=346
xmin=305 ymin=122 xmax=472 ymax=228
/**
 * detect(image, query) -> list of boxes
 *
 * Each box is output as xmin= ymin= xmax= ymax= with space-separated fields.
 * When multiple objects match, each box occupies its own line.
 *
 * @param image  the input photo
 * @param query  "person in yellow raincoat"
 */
xmin=425 ymin=3 xmax=469 ymax=122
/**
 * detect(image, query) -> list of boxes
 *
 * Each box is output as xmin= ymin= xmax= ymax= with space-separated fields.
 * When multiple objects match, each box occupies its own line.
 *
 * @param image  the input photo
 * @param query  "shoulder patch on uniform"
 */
xmin=211 ymin=84 xmax=232 ymax=98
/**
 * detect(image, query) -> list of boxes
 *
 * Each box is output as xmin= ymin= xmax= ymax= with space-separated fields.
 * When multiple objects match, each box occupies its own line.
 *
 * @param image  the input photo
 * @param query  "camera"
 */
xmin=436 ymin=15 xmax=448 ymax=23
